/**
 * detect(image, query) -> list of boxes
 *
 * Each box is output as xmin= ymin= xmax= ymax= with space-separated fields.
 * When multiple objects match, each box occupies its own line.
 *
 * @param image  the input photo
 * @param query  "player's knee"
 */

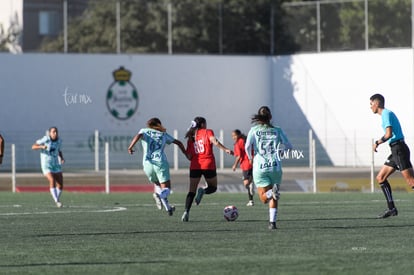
xmin=376 ymin=176 xmax=386 ymax=183
xmin=205 ymin=186 xmax=217 ymax=194
xmin=259 ymin=194 xmax=269 ymax=204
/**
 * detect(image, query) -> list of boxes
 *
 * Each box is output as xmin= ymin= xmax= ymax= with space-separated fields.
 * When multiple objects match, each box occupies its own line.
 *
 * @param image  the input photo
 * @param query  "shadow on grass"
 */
xmin=278 ymin=216 xmax=414 ymax=229
xmin=0 ymin=260 xmax=168 ymax=268
xmin=33 ymin=228 xmax=235 ymax=238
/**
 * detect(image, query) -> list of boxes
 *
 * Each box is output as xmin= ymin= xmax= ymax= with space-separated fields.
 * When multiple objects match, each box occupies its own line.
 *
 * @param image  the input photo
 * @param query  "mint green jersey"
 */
xmin=139 ymin=128 xmax=175 ymax=165
xmin=36 ymin=135 xmax=62 ymax=174
xmin=245 ymin=124 xmax=292 ymax=187
xmin=138 ymin=128 xmax=176 ymax=183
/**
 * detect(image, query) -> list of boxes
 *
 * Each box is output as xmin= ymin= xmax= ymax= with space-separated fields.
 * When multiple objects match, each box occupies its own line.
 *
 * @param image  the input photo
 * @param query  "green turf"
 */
xmin=0 ymin=192 xmax=413 ymax=275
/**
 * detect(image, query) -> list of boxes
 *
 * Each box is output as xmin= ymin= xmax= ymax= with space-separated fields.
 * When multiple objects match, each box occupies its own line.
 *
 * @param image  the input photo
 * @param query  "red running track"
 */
xmin=15 ymin=185 xmax=154 ymax=193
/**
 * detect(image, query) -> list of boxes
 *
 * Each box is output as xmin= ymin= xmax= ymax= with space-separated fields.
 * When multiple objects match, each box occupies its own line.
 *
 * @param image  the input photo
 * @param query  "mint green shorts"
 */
xmin=253 ymin=170 xmax=282 ymax=188
xmin=143 ymin=161 xmax=170 ymax=184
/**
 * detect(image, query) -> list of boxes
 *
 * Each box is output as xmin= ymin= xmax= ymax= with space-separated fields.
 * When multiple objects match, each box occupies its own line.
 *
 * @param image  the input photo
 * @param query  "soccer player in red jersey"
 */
xmin=181 ymin=117 xmax=233 ymax=222
xmin=231 ymin=129 xmax=255 ymax=206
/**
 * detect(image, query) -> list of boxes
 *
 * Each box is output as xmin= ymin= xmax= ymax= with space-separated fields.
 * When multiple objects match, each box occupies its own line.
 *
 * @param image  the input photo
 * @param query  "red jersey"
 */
xmin=187 ymin=129 xmax=216 ymax=170
xmin=234 ymin=137 xmax=252 ymax=171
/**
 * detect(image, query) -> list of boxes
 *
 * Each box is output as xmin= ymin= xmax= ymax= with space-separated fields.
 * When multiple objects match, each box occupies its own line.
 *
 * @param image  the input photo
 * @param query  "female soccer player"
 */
xmin=32 ymin=127 xmax=65 ymax=208
xmin=128 ymin=117 xmax=189 ymax=216
xmin=245 ymin=106 xmax=292 ymax=230
xmin=231 ymin=129 xmax=255 ymax=206
xmin=181 ymin=117 xmax=233 ymax=222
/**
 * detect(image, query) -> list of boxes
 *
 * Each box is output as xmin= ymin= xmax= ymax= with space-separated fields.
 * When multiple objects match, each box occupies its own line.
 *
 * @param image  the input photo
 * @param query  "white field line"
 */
xmin=0 ymin=206 xmax=127 ymax=216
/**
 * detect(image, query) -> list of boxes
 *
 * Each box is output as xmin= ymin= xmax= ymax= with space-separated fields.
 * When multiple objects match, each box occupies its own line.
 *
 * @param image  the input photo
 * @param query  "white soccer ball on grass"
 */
xmin=223 ymin=205 xmax=239 ymax=221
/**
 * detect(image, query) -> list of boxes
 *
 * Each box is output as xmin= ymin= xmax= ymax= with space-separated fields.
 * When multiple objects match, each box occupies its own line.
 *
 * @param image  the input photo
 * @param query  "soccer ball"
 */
xmin=223 ymin=205 xmax=239 ymax=221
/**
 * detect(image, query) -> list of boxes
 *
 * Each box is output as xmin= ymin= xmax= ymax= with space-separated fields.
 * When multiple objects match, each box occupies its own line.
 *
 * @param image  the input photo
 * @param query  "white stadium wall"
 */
xmin=0 ymin=49 xmax=413 ymax=169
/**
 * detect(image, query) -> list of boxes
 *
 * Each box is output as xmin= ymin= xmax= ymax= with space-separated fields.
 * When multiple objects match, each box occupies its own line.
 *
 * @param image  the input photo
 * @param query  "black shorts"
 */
xmin=385 ymin=140 xmax=412 ymax=171
xmin=241 ymin=169 xmax=253 ymax=180
xmin=189 ymin=169 xmax=217 ymax=179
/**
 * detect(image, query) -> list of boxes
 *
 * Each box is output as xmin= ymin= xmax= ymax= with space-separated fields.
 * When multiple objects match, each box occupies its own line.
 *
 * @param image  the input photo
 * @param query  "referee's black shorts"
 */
xmin=385 ymin=140 xmax=413 ymax=171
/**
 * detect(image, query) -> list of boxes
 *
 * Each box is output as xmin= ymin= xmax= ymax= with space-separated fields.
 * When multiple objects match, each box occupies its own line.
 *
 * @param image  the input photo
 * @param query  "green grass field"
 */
xmin=1 ymin=191 xmax=413 ymax=275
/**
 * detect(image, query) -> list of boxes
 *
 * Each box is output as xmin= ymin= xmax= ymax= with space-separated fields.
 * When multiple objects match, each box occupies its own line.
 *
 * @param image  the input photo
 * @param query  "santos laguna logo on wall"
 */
xmin=106 ymin=66 xmax=139 ymax=120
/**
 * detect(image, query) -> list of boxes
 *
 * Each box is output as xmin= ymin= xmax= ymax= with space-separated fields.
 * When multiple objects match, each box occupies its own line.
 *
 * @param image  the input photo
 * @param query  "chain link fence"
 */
xmin=21 ymin=0 xmax=413 ymax=54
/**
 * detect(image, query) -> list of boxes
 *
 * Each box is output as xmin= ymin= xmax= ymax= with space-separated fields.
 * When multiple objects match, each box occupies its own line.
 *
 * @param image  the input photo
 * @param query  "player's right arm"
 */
xmin=31 ymin=143 xmax=47 ymax=150
xmin=128 ymin=133 xmax=143 ymax=154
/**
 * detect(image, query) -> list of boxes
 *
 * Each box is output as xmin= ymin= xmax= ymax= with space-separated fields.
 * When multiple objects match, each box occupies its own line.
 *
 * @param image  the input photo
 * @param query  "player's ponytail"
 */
xmin=185 ymin=116 xmax=206 ymax=142
xmin=251 ymin=106 xmax=273 ymax=126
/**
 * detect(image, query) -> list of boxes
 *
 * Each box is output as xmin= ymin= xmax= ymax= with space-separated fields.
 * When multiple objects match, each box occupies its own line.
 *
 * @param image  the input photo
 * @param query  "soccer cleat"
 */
xmin=181 ymin=211 xmax=189 ymax=222
xmin=377 ymin=208 xmax=398 ymax=219
xmin=153 ymin=193 xmax=162 ymax=210
xmin=246 ymin=200 xmax=254 ymax=206
xmin=268 ymin=222 xmax=277 ymax=230
xmin=195 ymin=187 xmax=205 ymax=205
xmin=272 ymin=184 xmax=280 ymax=201
xmin=56 ymin=202 xmax=63 ymax=208
xmin=168 ymin=205 xmax=175 ymax=216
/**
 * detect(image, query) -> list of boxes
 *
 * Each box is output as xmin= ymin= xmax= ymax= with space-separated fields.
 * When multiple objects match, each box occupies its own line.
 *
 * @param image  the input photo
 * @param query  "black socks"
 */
xmin=380 ymin=180 xmax=395 ymax=210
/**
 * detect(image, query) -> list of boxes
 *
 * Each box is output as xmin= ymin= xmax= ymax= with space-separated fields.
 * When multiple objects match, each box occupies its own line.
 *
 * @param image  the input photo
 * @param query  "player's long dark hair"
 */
xmin=147 ymin=117 xmax=166 ymax=132
xmin=233 ymin=129 xmax=246 ymax=142
xmin=185 ymin=116 xmax=206 ymax=142
xmin=251 ymin=106 xmax=273 ymax=127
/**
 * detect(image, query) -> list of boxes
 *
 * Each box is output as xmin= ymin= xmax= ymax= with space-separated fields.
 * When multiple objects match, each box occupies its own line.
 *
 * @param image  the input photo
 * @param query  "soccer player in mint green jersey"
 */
xmin=32 ymin=127 xmax=65 ymax=208
xmin=245 ymin=106 xmax=292 ymax=230
xmin=370 ymin=94 xmax=414 ymax=218
xmin=128 ymin=118 xmax=189 ymax=216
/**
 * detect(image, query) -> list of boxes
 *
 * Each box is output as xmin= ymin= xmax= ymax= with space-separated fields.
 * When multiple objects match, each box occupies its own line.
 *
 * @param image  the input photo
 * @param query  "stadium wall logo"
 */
xmin=106 ymin=66 xmax=139 ymax=120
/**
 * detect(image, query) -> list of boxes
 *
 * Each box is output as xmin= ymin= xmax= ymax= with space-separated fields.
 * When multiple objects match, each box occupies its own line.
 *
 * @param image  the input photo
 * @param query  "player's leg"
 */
xmin=196 ymin=170 xmax=218 ymax=205
xmin=268 ymin=171 xmax=282 ymax=229
xmin=376 ymin=163 xmax=397 ymax=218
xmin=54 ymin=172 xmax=63 ymax=207
xmin=256 ymin=184 xmax=277 ymax=229
xmin=395 ymin=143 xmax=414 ymax=187
xmin=268 ymin=191 xmax=278 ymax=230
xmin=256 ymin=186 xmax=271 ymax=203
xmin=45 ymin=173 xmax=59 ymax=206
xmin=155 ymin=164 xmax=175 ymax=215
xmin=152 ymin=184 xmax=162 ymax=210
xmin=143 ymin=162 xmax=163 ymax=210
xmin=401 ymin=168 xmax=414 ymax=187
xmin=243 ymin=170 xmax=254 ymax=206
xmin=159 ymin=180 xmax=175 ymax=215
xmin=182 ymin=170 xmax=202 ymax=222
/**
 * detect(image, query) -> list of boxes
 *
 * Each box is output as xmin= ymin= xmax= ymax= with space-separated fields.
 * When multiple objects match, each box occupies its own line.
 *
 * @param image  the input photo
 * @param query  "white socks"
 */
xmin=159 ymin=188 xmax=170 ymax=199
xmin=50 ymin=188 xmax=62 ymax=203
xmin=269 ymin=208 xmax=278 ymax=223
xmin=155 ymin=186 xmax=172 ymax=211
xmin=265 ymin=189 xmax=273 ymax=200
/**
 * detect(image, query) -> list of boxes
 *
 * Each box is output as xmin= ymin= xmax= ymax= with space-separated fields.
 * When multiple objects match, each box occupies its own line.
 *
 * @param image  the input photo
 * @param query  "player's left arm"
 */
xmin=59 ymin=150 xmax=65 ymax=164
xmin=210 ymin=135 xmax=233 ymax=155
xmin=279 ymin=129 xmax=293 ymax=150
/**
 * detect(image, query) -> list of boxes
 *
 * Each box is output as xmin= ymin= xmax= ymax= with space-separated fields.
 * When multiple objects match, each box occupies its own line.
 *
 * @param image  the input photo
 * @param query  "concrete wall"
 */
xmin=0 ymin=49 xmax=412 ymax=169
